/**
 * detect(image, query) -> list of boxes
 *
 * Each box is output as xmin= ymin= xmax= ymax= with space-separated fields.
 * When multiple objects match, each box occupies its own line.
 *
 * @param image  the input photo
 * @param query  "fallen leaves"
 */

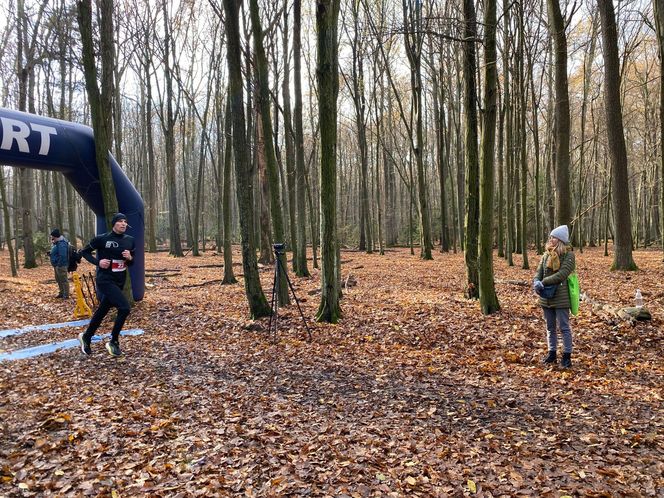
xmin=0 ymin=247 xmax=662 ymax=496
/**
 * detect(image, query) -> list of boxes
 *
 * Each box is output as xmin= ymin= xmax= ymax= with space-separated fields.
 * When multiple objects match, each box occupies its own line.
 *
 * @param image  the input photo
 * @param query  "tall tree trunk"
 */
xmin=517 ymin=5 xmax=529 ymax=269
xmin=144 ymin=34 xmax=157 ymax=253
xmin=315 ymin=0 xmax=342 ymax=323
xmin=479 ymin=0 xmax=500 ymax=314
xmin=56 ymin=15 xmax=78 ymax=247
xmin=222 ymin=96 xmax=237 ymax=285
xmin=384 ymin=78 xmax=398 ymax=247
xmin=462 ymin=0 xmax=479 ymax=298
xmin=293 ymin=0 xmax=310 ymax=276
xmin=576 ymin=13 xmax=598 ymax=250
xmin=349 ymin=1 xmax=372 ymax=254
xmin=249 ymin=0 xmax=289 ymax=305
xmin=655 ymin=0 xmax=664 ymax=256
xmin=402 ymin=0 xmax=433 ymax=260
xmin=16 ymin=0 xmax=48 ymax=269
xmin=77 ymin=0 xmax=119 ymax=224
xmin=0 ymin=169 xmax=17 ymax=276
xmin=223 ymin=0 xmax=271 ymax=318
xmin=497 ymin=92 xmax=505 ymax=257
xmin=527 ymin=43 xmax=545 ymax=254
xmin=502 ymin=0 xmax=513 ymax=265
xmin=257 ymin=112 xmax=274 ymax=265
xmin=282 ymin=1 xmax=299 ymax=273
xmin=547 ymin=0 xmax=572 ymax=227
xmin=434 ymin=51 xmax=449 ymax=252
xmin=160 ymin=0 xmax=183 ymax=256
xmin=598 ymin=0 xmax=637 ymax=270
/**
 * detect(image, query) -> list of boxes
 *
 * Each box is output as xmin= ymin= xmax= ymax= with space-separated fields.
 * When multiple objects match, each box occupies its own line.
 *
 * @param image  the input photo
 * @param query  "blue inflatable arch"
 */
xmin=0 ymin=107 xmax=145 ymax=301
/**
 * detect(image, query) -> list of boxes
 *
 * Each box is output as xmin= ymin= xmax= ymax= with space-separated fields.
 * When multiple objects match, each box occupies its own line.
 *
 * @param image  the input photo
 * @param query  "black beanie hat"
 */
xmin=50 ymin=229 xmax=61 ymax=238
xmin=111 ymin=213 xmax=127 ymax=226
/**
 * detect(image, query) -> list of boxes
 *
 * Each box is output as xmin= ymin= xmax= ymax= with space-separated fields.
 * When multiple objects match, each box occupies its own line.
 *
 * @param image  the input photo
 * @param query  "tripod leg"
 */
xmin=279 ymin=261 xmax=313 ymax=341
xmin=268 ymin=263 xmax=279 ymax=335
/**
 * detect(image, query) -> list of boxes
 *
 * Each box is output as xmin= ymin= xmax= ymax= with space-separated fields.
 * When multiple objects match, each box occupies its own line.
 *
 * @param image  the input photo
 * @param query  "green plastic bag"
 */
xmin=568 ymin=272 xmax=579 ymax=315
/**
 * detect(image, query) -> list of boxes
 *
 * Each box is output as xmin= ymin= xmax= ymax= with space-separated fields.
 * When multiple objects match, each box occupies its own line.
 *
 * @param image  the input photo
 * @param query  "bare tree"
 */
xmin=315 ymin=0 xmax=342 ymax=323
xmin=462 ymin=0 xmax=479 ymax=298
xmin=223 ymin=0 xmax=271 ymax=317
xmin=479 ymin=0 xmax=500 ymax=314
xmin=293 ymin=0 xmax=310 ymax=276
xmin=655 ymin=0 xmax=664 ymax=256
xmin=77 ymin=0 xmax=119 ymax=224
xmin=546 ymin=0 xmax=572 ymax=227
xmin=402 ymin=0 xmax=433 ymax=259
xmin=598 ymin=0 xmax=637 ymax=270
xmin=158 ymin=0 xmax=184 ymax=256
xmin=16 ymin=0 xmax=48 ymax=268
xmin=249 ymin=0 xmax=289 ymax=305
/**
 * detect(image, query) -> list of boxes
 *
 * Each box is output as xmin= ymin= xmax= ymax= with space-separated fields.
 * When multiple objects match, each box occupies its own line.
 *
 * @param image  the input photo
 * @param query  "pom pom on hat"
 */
xmin=549 ymin=225 xmax=569 ymax=244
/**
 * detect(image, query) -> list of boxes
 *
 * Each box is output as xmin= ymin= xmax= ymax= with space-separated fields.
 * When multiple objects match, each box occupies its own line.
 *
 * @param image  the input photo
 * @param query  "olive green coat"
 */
xmin=534 ymin=250 xmax=576 ymax=309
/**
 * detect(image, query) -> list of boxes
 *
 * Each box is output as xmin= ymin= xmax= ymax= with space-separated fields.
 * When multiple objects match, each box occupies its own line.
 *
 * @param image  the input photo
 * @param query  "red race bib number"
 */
xmin=111 ymin=259 xmax=126 ymax=272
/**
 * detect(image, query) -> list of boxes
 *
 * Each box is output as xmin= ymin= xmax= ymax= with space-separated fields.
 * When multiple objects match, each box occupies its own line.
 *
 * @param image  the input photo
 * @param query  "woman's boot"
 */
xmin=561 ymin=352 xmax=572 ymax=368
xmin=542 ymin=351 xmax=557 ymax=364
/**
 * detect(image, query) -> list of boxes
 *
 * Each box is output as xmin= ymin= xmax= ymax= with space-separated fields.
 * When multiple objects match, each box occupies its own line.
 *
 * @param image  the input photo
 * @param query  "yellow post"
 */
xmin=72 ymin=272 xmax=92 ymax=319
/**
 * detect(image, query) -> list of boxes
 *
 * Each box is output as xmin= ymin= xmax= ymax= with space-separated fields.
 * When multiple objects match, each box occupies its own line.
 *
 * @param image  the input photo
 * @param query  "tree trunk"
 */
xmin=547 ymin=0 xmax=572 ymax=227
xmin=0 ymin=169 xmax=17 ymax=276
xmin=434 ymin=52 xmax=449 ymax=252
xmin=384 ymin=79 xmax=398 ymax=246
xmin=282 ymin=2 xmax=299 ymax=273
xmin=16 ymin=0 xmax=48 ymax=269
xmin=222 ymin=96 xmax=237 ymax=285
xmin=293 ymin=0 xmax=310 ymax=276
xmin=402 ymin=0 xmax=433 ymax=260
xmin=223 ymin=0 xmax=271 ymax=318
xmin=315 ymin=0 xmax=342 ymax=323
xmin=598 ymin=0 xmax=637 ymax=270
xmin=655 ymin=0 xmax=664 ymax=256
xmin=349 ymin=2 xmax=372 ymax=254
xmin=249 ymin=0 xmax=289 ymax=305
xmin=77 ymin=0 xmax=119 ymax=226
xmin=257 ymin=112 xmax=274 ymax=265
xmin=479 ymin=0 xmax=500 ymax=314
xmin=527 ymin=42 xmax=545 ymax=254
xmin=462 ymin=0 xmax=479 ymax=298
xmin=144 ymin=34 xmax=157 ymax=253
xmin=502 ymin=0 xmax=514 ymax=265
xmin=158 ymin=0 xmax=183 ymax=255
xmin=497 ymin=92 xmax=505 ymax=257
xmin=575 ymin=13 xmax=598 ymax=250
xmin=517 ymin=5 xmax=529 ymax=269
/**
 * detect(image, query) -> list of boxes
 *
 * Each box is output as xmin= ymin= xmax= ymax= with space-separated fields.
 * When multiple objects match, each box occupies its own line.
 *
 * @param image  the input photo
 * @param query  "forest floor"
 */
xmin=0 ymin=245 xmax=662 ymax=497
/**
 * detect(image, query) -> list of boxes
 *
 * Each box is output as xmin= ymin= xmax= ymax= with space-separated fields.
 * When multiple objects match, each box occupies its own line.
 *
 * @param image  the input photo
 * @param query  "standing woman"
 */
xmin=532 ymin=225 xmax=576 ymax=368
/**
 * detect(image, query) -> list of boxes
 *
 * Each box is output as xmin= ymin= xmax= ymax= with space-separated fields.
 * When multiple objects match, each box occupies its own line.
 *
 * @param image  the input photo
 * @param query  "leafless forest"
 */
xmin=0 ymin=0 xmax=662 ymax=314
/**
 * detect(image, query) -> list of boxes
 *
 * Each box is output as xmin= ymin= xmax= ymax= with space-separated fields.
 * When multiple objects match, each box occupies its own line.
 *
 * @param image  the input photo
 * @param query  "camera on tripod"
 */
xmin=268 ymin=241 xmax=311 ymax=341
xmin=273 ymin=243 xmax=286 ymax=254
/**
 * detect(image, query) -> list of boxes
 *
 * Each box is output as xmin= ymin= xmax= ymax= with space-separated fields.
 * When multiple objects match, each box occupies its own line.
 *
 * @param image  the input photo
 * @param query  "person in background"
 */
xmin=533 ymin=225 xmax=576 ymax=369
xmin=50 ymin=228 xmax=69 ymax=299
xmin=78 ymin=213 xmax=135 ymax=357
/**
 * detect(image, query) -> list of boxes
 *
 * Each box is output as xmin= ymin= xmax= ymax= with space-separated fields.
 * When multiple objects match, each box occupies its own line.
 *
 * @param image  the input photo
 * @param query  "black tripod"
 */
xmin=268 ymin=244 xmax=312 ymax=341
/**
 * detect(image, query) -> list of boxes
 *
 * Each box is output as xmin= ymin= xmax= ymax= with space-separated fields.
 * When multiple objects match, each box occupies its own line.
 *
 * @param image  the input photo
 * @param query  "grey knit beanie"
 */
xmin=549 ymin=225 xmax=569 ymax=244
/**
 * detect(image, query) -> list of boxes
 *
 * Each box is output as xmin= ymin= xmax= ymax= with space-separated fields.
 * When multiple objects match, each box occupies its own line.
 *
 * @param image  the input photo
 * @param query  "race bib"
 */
xmin=111 ymin=259 xmax=127 ymax=272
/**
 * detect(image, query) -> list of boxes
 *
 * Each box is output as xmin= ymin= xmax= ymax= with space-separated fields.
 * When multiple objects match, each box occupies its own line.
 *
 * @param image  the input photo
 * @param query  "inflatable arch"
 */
xmin=0 ymin=107 xmax=145 ymax=301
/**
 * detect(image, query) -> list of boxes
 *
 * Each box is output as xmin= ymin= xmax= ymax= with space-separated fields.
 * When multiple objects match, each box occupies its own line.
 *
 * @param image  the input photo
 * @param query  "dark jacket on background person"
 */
xmin=534 ymin=249 xmax=575 ymax=309
xmin=50 ymin=237 xmax=68 ymax=267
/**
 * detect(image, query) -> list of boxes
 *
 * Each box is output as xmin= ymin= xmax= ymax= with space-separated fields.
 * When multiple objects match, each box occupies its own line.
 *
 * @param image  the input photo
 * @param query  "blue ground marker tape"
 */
xmin=0 ymin=319 xmax=91 ymax=338
xmin=0 ymin=329 xmax=144 ymax=362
